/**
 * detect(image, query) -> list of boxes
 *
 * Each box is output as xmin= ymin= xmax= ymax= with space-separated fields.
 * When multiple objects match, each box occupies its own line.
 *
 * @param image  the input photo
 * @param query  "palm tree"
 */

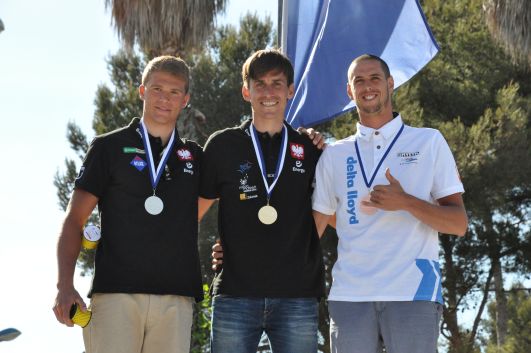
xmin=105 ymin=0 xmax=227 ymax=56
xmin=484 ymin=0 xmax=530 ymax=65
xmin=104 ymin=0 xmax=228 ymax=141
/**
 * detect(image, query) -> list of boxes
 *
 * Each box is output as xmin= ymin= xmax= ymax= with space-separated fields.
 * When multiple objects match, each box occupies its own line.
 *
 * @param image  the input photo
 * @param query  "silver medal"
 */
xmin=139 ymin=118 xmax=175 ymax=216
xmin=145 ymin=195 xmax=164 ymax=215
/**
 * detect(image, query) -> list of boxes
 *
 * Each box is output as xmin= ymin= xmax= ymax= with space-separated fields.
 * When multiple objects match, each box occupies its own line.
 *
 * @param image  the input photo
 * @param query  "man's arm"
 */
xmin=53 ymin=189 xmax=99 ymax=326
xmin=364 ymin=169 xmax=468 ymax=236
xmin=198 ymin=197 xmax=217 ymax=222
xmin=406 ymin=193 xmax=467 ymax=236
xmin=313 ymin=211 xmax=334 ymax=238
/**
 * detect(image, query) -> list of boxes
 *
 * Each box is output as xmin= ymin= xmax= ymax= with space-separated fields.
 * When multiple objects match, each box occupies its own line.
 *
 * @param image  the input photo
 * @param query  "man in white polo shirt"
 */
xmin=312 ymin=54 xmax=468 ymax=353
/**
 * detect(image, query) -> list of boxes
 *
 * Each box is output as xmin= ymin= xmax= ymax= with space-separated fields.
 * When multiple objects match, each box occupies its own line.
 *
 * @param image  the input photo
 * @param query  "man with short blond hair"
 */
xmin=53 ymin=55 xmax=203 ymax=353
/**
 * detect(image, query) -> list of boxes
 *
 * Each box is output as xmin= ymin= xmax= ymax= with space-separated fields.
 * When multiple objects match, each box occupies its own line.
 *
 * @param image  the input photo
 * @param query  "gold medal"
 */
xmin=258 ymin=204 xmax=278 ymax=225
xmin=250 ymin=124 xmax=287 ymax=226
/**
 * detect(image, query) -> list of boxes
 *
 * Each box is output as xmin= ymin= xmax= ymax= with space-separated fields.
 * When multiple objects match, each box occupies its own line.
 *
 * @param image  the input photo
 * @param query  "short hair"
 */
xmin=242 ymin=49 xmax=294 ymax=88
xmin=348 ymin=54 xmax=391 ymax=81
xmin=142 ymin=56 xmax=190 ymax=93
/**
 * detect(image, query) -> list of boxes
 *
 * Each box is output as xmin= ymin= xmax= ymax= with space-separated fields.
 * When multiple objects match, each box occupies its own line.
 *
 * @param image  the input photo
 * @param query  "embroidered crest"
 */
xmin=177 ymin=148 xmax=193 ymax=161
xmin=290 ymin=143 xmax=304 ymax=160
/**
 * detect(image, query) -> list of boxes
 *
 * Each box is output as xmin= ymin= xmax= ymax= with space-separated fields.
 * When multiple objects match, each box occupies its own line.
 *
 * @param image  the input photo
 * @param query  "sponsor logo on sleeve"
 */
xmin=76 ymin=166 xmax=85 ymax=180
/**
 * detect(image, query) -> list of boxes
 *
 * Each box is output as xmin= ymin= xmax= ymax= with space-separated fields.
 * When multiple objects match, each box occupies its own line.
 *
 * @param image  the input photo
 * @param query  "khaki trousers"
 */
xmin=83 ymin=293 xmax=193 ymax=353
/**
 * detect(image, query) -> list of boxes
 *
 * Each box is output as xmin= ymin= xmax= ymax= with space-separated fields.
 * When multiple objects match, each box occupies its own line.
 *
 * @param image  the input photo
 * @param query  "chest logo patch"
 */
xmin=397 ymin=151 xmax=420 ymax=165
xmin=123 ymin=147 xmax=145 ymax=154
xmin=237 ymin=161 xmax=257 ymax=199
xmin=292 ymin=160 xmax=306 ymax=174
xmin=237 ymin=161 xmax=253 ymax=174
xmin=183 ymin=164 xmax=194 ymax=175
xmin=130 ymin=156 xmax=147 ymax=171
xmin=177 ymin=148 xmax=193 ymax=161
xmin=290 ymin=143 xmax=304 ymax=160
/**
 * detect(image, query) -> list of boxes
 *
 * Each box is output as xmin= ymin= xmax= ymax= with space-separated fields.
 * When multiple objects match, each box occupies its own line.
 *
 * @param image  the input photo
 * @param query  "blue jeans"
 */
xmin=211 ymin=296 xmax=319 ymax=353
xmin=329 ymin=301 xmax=442 ymax=353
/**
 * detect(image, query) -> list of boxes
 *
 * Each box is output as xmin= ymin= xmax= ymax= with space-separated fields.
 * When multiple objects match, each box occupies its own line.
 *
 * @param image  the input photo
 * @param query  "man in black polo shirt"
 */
xmin=199 ymin=49 xmax=325 ymax=353
xmin=53 ymin=56 xmax=203 ymax=353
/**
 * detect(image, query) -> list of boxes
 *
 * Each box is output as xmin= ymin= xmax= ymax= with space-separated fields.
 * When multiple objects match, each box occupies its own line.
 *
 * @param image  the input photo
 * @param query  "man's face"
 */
xmin=139 ymin=71 xmax=190 ymax=126
xmin=242 ymin=70 xmax=294 ymax=121
xmin=347 ymin=59 xmax=394 ymax=116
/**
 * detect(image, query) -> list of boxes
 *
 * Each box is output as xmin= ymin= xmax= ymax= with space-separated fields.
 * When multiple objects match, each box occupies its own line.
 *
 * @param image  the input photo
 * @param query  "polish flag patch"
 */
xmin=177 ymin=148 xmax=193 ymax=161
xmin=290 ymin=143 xmax=304 ymax=160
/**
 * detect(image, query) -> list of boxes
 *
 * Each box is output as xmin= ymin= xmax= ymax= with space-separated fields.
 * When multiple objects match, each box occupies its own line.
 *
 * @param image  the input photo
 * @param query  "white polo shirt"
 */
xmin=313 ymin=115 xmax=463 ymax=303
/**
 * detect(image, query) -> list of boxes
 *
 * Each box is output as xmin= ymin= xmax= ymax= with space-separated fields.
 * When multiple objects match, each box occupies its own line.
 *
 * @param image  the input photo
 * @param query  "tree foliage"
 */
xmin=190 ymin=14 xmax=275 ymax=135
xmin=484 ymin=285 xmax=531 ymax=353
xmin=105 ymin=0 xmax=227 ymax=56
xmin=484 ymin=0 xmax=531 ymax=66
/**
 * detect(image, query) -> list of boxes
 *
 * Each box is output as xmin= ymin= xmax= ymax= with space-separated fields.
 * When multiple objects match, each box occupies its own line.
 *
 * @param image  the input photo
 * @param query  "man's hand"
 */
xmin=362 ymin=168 xmax=408 ymax=211
xmin=53 ymin=286 xmax=87 ymax=327
xmin=211 ymin=240 xmax=224 ymax=271
xmin=297 ymin=127 xmax=326 ymax=150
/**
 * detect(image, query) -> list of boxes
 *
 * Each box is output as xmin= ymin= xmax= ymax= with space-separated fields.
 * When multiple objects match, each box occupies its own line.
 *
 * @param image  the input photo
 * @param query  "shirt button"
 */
xmin=377 ymin=145 xmax=381 ymax=149
xmin=375 ymin=131 xmax=380 ymax=135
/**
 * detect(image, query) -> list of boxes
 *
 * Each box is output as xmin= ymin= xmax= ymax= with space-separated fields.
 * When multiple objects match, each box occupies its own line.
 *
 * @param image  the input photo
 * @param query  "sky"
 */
xmin=0 ymin=1 xmax=276 ymax=352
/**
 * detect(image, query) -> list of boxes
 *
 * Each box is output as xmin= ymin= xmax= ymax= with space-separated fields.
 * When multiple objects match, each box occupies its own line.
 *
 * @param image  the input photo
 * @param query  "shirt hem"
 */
xmin=312 ymin=203 xmax=335 ymax=215
xmin=432 ymin=185 xmax=464 ymax=200
xmin=90 ymin=288 xmax=204 ymax=302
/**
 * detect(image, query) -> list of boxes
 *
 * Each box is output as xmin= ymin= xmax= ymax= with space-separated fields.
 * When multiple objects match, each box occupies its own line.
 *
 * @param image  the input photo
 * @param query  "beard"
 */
xmin=358 ymin=86 xmax=390 ymax=115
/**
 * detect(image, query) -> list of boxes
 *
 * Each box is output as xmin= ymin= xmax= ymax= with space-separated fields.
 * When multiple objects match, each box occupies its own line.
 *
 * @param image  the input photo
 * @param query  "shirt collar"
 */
xmin=132 ymin=117 xmax=183 ymax=148
xmin=240 ymin=118 xmax=289 ymax=139
xmin=355 ymin=113 xmax=403 ymax=141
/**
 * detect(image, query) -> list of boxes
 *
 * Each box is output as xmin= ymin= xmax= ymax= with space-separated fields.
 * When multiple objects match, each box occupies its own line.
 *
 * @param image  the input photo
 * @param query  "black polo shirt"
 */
xmin=200 ymin=119 xmax=325 ymax=298
xmin=75 ymin=117 xmax=203 ymax=301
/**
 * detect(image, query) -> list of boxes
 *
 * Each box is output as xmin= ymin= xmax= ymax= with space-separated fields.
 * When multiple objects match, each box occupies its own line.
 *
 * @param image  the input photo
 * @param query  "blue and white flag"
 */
xmin=282 ymin=0 xmax=439 ymax=128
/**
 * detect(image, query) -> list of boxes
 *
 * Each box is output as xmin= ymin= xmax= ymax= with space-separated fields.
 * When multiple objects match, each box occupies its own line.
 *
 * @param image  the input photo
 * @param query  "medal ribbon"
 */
xmin=139 ymin=118 xmax=176 ymax=191
xmin=250 ymin=123 xmax=288 ymax=201
xmin=355 ymin=124 xmax=404 ymax=188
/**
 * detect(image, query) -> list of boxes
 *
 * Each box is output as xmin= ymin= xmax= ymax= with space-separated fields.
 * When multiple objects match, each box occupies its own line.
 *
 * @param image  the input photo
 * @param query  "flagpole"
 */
xmin=279 ymin=0 xmax=289 ymax=53
xmin=278 ymin=0 xmax=282 ymax=48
